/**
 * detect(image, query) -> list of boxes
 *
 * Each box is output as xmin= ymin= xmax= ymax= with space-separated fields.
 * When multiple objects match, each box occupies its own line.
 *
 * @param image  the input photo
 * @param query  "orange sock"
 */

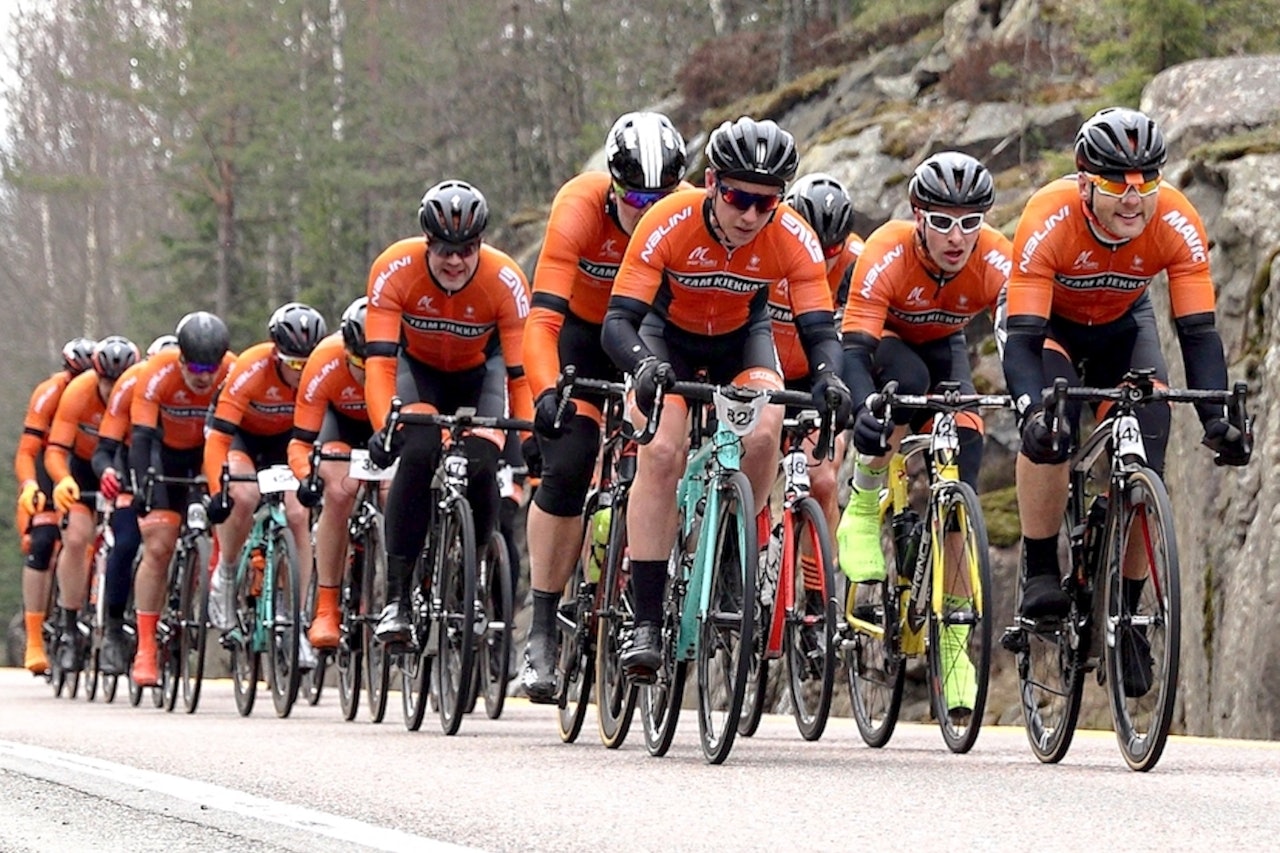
xmin=316 ymin=584 xmax=340 ymax=619
xmin=136 ymin=611 xmax=159 ymax=655
xmin=23 ymin=611 xmax=47 ymax=672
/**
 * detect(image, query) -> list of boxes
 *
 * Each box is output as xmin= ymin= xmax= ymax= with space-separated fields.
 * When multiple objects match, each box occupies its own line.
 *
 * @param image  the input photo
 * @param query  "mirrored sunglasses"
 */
xmin=613 ymin=181 xmax=669 ymax=209
xmin=346 ymin=352 xmax=366 ymax=370
xmin=923 ymin=211 xmax=985 ymax=234
xmin=182 ymin=360 xmax=220 ymax=375
xmin=715 ymin=179 xmax=783 ymax=215
xmin=279 ymin=355 xmax=307 ymax=371
xmin=428 ymin=238 xmax=482 ymax=258
xmin=1088 ymin=172 xmax=1162 ymax=198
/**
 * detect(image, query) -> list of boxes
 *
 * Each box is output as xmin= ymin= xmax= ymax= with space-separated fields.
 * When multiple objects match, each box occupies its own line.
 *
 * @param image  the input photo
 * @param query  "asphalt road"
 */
xmin=1 ymin=667 xmax=1277 ymax=851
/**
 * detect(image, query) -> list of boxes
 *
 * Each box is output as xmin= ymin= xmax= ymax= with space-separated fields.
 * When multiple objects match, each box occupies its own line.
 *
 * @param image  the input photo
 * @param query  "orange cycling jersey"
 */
xmin=1005 ymin=178 xmax=1215 ymax=324
xmin=14 ymin=371 xmax=72 ymax=484
xmin=770 ymin=231 xmax=864 ymax=381
xmin=524 ymin=172 xmax=695 ymax=396
xmin=841 ymin=220 xmax=1011 ymax=346
xmin=97 ymin=360 xmax=144 ymax=447
xmin=131 ymin=348 xmax=235 ymax=451
xmin=286 ymin=333 xmax=367 ymax=479
xmin=204 ymin=341 xmax=301 ymax=486
xmin=610 ymin=189 xmax=834 ymax=337
xmin=44 ymin=370 xmax=107 ymax=481
xmin=365 ymin=238 xmax=532 ymax=430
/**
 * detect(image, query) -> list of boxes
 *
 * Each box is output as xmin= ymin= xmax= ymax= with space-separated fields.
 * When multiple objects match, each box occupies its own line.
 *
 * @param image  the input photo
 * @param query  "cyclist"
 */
xmin=286 ymin=296 xmax=371 ymax=652
xmin=601 ymin=116 xmax=853 ymax=677
xmin=363 ymin=180 xmax=533 ymax=644
xmin=769 ymin=171 xmax=864 ymax=640
xmin=205 ymin=302 xmax=328 ymax=669
xmin=1002 ymin=107 xmax=1250 ymax=632
xmin=128 ymin=312 xmax=234 ymax=686
xmin=13 ymin=336 xmax=95 ymax=674
xmin=518 ymin=110 xmax=689 ymax=702
xmin=43 ymin=336 xmax=141 ymax=673
xmin=91 ymin=334 xmax=180 ymax=675
xmin=833 ymin=151 xmax=1010 ymax=716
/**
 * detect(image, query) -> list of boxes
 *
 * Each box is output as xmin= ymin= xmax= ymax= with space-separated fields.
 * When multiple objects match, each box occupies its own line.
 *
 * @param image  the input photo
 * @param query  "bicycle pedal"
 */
xmin=999 ymin=627 xmax=1028 ymax=654
xmin=624 ymin=664 xmax=659 ymax=685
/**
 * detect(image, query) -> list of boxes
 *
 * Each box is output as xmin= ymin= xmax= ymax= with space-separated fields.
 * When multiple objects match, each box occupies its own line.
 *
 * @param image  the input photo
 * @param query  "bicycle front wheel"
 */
xmin=180 ymin=537 xmax=211 ymax=714
xmin=783 ymin=496 xmax=837 ymax=741
xmin=1103 ymin=467 xmax=1180 ymax=772
xmin=361 ymin=513 xmax=390 ymax=723
xmin=696 ymin=471 xmax=756 ymax=764
xmin=301 ymin=568 xmax=326 ymax=707
xmin=436 ymin=498 xmax=477 ymax=736
xmin=158 ymin=556 xmax=183 ymax=712
xmin=266 ymin=528 xmax=302 ymax=718
xmin=337 ymin=528 xmax=366 ymax=722
xmin=231 ymin=557 xmax=260 ymax=717
xmin=478 ymin=530 xmax=514 ymax=720
xmin=595 ymin=491 xmax=638 ymax=749
xmin=925 ymin=482 xmax=993 ymax=754
xmin=557 ymin=496 xmax=599 ymax=743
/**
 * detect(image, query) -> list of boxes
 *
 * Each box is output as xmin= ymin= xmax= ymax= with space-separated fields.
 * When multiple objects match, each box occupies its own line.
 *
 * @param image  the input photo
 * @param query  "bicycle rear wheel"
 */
xmin=1102 ymin=467 xmax=1180 ymax=772
xmin=924 ymin=482 xmax=992 ymax=754
xmin=361 ymin=514 xmax=390 ymax=723
xmin=696 ymin=471 xmax=756 ymax=764
xmin=231 ymin=559 xmax=260 ymax=718
xmin=783 ymin=496 xmax=837 ymax=742
xmin=180 ymin=537 xmax=211 ymax=714
xmin=478 ymin=529 xmax=513 ymax=720
xmin=266 ymin=529 xmax=302 ymax=718
xmin=337 ymin=531 xmax=366 ymax=722
xmin=738 ymin=519 xmax=775 ymax=739
xmin=595 ymin=491 xmax=638 ymax=749
xmin=436 ymin=498 xmax=477 ymax=736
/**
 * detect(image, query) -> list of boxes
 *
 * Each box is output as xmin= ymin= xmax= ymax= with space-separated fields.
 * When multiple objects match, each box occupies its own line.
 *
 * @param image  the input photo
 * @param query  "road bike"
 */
xmin=1001 ymin=369 xmax=1251 ymax=771
xmin=638 ymin=378 xmax=834 ymax=764
xmin=380 ymin=401 xmax=532 ymax=735
xmin=740 ymin=407 xmax=838 ymax=741
xmin=219 ymin=464 xmax=304 ymax=718
xmin=843 ymin=382 xmax=1003 ymax=754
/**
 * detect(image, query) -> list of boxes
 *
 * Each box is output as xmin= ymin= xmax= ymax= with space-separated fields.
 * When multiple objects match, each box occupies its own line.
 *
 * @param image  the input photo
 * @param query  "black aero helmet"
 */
xmin=1075 ymin=107 xmax=1167 ymax=176
xmin=908 ymin=151 xmax=995 ymax=211
xmin=92 ymin=335 xmax=140 ymax=380
xmin=176 ymin=311 xmax=230 ymax=366
xmin=340 ymin=296 xmax=368 ymax=359
xmin=786 ymin=173 xmax=855 ymax=249
xmin=268 ymin=302 xmax=328 ymax=359
xmin=606 ymin=111 xmax=687 ymax=191
xmin=62 ymin=337 xmax=96 ymax=375
xmin=419 ymin=180 xmax=488 ymax=243
xmin=146 ymin=334 xmax=178 ymax=357
xmin=705 ymin=116 xmax=799 ymax=187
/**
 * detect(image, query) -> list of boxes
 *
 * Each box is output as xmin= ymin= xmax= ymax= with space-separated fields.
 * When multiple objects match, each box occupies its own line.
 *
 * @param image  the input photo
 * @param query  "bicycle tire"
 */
xmin=267 ymin=528 xmax=303 ymax=718
xmin=739 ymin=524 xmax=774 ymax=739
xmin=180 ymin=536 xmax=211 ymax=714
xmin=479 ymin=529 xmax=514 ymax=720
xmin=1102 ymin=467 xmax=1180 ymax=772
xmin=337 ymin=529 xmax=365 ymax=722
xmin=85 ymin=551 xmax=107 ymax=703
xmin=595 ymin=492 xmax=638 ymax=749
xmin=783 ymin=495 xmax=837 ymax=742
xmin=361 ymin=513 xmax=390 ymax=723
xmin=402 ymin=645 xmax=432 ymax=731
xmin=158 ymin=552 xmax=183 ymax=712
xmin=925 ymin=481 xmax=993 ymax=754
xmin=640 ymin=526 xmax=687 ymax=758
xmin=1013 ymin=566 xmax=1088 ymax=763
xmin=557 ymin=493 xmax=602 ymax=743
xmin=436 ymin=497 xmax=477 ymax=736
xmin=301 ymin=568 xmax=326 ymax=707
xmin=696 ymin=471 xmax=756 ymax=764
xmin=231 ymin=551 xmax=260 ymax=718
xmin=845 ymin=506 xmax=906 ymax=748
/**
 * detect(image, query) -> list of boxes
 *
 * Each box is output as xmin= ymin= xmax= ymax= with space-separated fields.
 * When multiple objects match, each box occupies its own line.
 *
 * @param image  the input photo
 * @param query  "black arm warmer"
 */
xmin=128 ymin=425 xmax=158 ymax=492
xmin=1001 ymin=314 xmax=1049 ymax=419
xmin=840 ymin=331 xmax=879 ymax=409
xmin=601 ymin=295 xmax=653 ymax=375
xmin=1175 ymin=312 xmax=1230 ymax=424
xmin=794 ymin=309 xmax=843 ymax=378
xmin=92 ymin=437 xmax=121 ymax=479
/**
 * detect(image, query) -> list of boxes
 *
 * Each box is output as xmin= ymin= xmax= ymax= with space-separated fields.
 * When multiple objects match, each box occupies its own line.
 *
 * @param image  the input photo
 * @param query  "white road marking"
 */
xmin=0 ymin=739 xmax=482 ymax=853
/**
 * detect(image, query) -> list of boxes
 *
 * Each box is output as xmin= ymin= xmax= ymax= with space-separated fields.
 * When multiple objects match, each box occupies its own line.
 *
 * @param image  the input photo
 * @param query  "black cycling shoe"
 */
xmin=1121 ymin=623 xmax=1154 ymax=698
xmin=56 ymin=629 xmax=84 ymax=674
xmin=374 ymin=600 xmax=411 ymax=645
xmin=1019 ymin=574 xmax=1071 ymax=619
xmin=520 ymin=632 xmax=559 ymax=704
xmin=100 ymin=620 xmax=131 ymax=676
xmin=621 ymin=622 xmax=662 ymax=681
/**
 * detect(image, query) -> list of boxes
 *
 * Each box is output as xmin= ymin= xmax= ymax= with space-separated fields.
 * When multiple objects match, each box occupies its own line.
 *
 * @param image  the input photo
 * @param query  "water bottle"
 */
xmin=1082 ymin=494 xmax=1109 ymax=575
xmin=586 ymin=507 xmax=610 ymax=583
xmin=892 ymin=509 xmax=925 ymax=655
